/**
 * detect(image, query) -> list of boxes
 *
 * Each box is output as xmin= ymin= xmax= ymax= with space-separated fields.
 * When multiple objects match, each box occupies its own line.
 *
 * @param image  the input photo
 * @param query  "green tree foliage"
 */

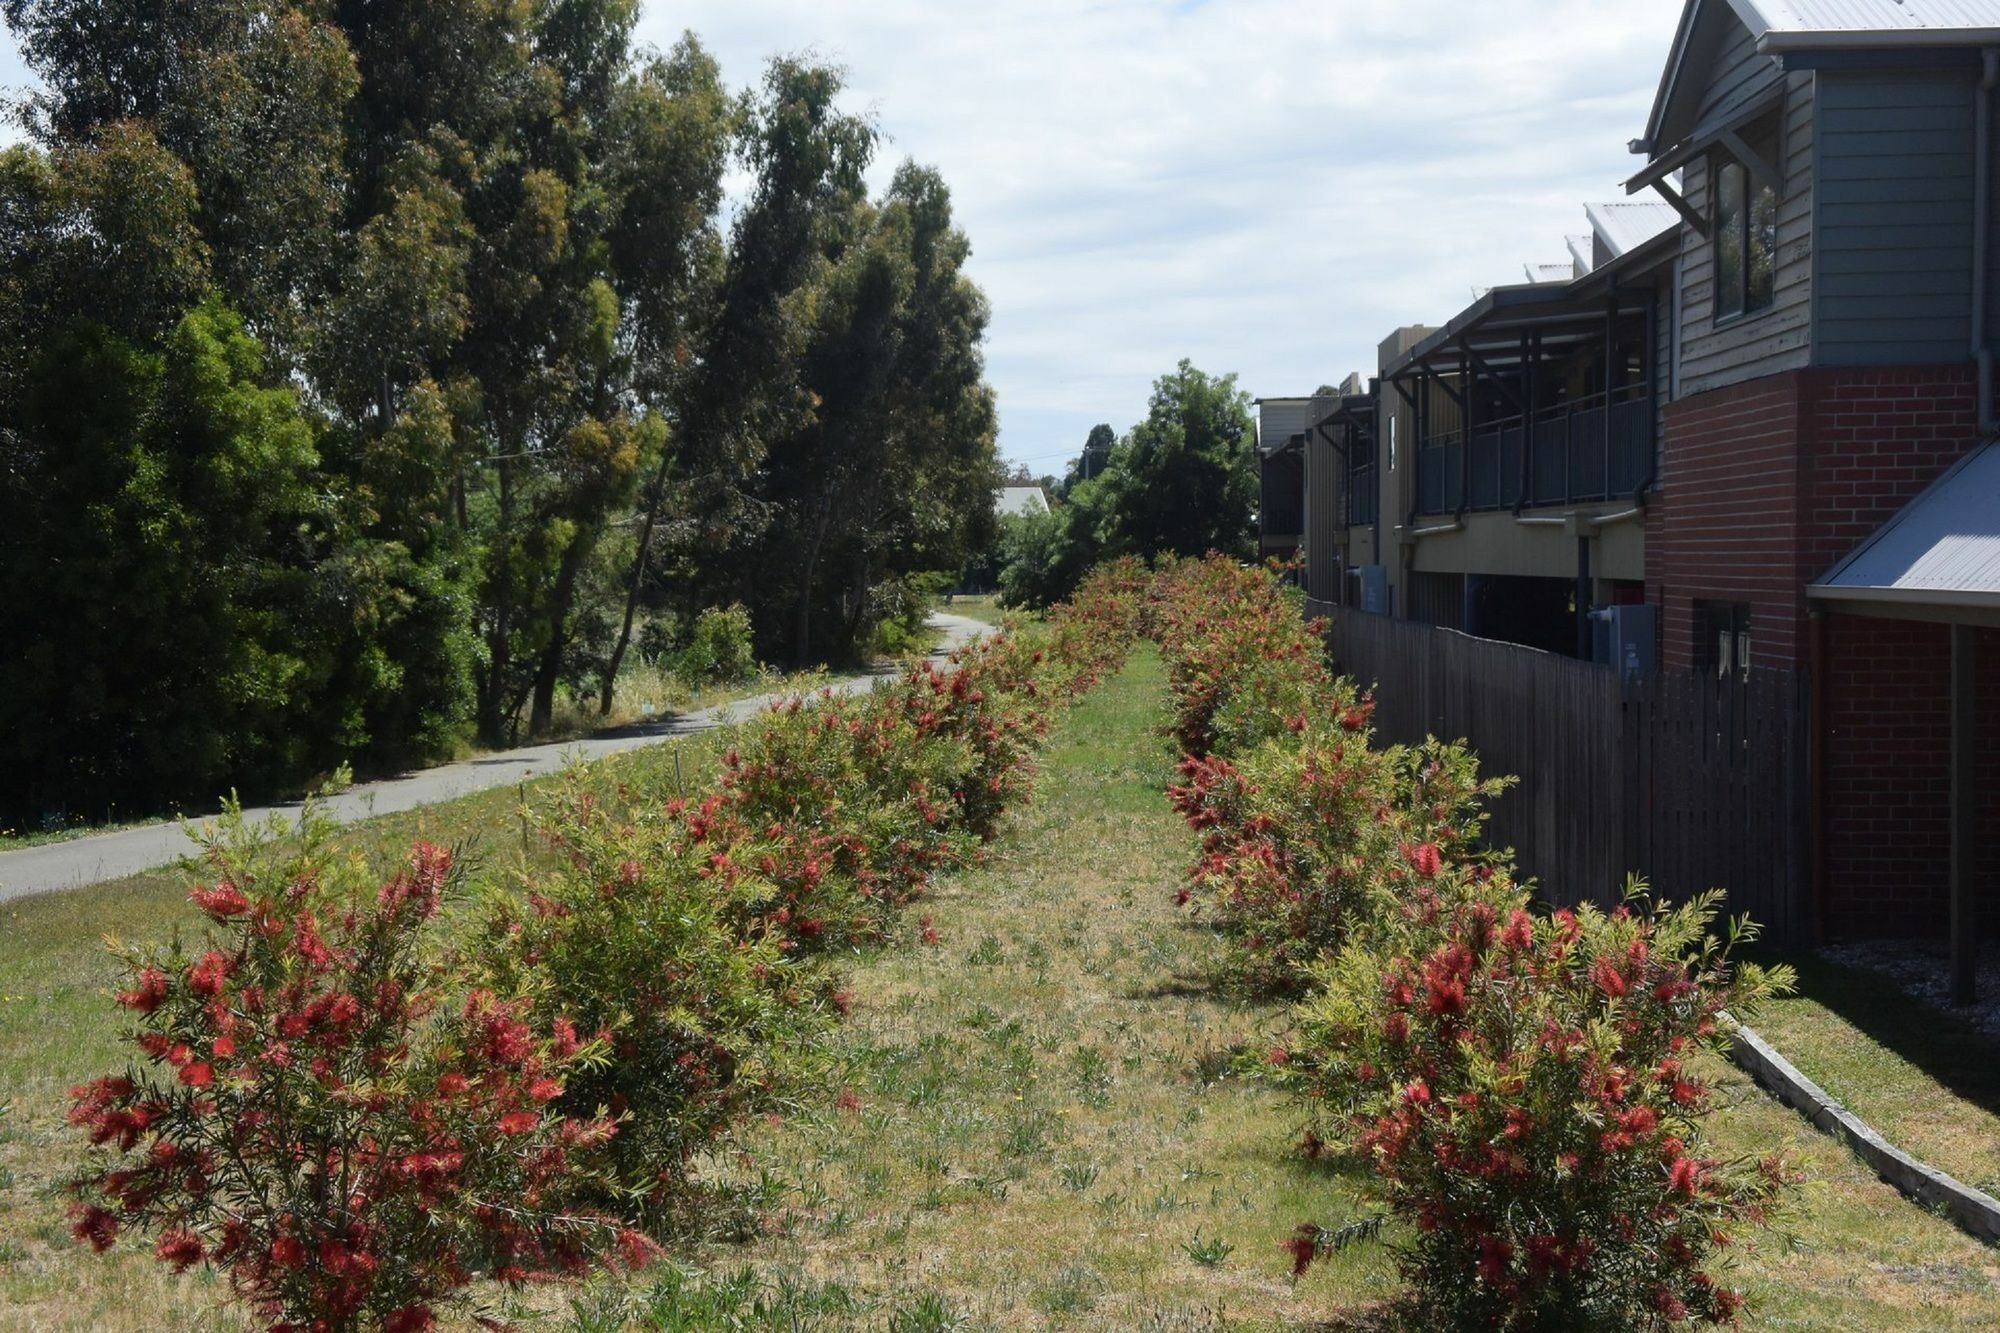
xmin=994 ymin=362 xmax=1256 ymax=610
xmin=0 ymin=2 xmax=999 ymax=822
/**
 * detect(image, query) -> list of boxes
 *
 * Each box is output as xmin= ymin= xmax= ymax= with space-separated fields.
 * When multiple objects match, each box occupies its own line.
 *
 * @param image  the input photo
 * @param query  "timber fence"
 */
xmin=1327 ymin=610 xmax=1810 ymax=941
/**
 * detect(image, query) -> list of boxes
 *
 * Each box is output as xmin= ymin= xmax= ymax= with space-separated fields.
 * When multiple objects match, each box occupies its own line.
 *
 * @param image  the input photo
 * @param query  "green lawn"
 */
xmin=3 ymin=650 xmax=1999 ymax=1330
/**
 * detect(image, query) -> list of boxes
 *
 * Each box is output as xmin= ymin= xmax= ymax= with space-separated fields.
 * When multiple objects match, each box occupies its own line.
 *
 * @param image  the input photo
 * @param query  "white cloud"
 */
xmin=3 ymin=0 xmax=1687 ymax=472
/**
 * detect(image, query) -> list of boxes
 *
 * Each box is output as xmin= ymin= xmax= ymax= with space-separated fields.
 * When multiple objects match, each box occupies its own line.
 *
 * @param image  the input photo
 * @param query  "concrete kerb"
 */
xmin=1725 ymin=1016 xmax=2000 ymax=1245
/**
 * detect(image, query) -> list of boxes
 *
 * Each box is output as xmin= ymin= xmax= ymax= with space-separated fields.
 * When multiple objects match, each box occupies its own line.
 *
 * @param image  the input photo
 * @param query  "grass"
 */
xmin=0 ymin=730 xmax=734 ymax=1331
xmin=4 ymin=648 xmax=2000 ymax=1329
xmin=1741 ymin=951 xmax=2000 ymax=1197
xmin=943 ymin=595 xmax=1014 ymax=630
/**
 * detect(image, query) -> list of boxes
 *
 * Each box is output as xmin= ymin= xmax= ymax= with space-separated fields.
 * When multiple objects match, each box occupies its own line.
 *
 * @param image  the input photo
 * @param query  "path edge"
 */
xmin=1725 ymin=1017 xmax=2000 ymax=1245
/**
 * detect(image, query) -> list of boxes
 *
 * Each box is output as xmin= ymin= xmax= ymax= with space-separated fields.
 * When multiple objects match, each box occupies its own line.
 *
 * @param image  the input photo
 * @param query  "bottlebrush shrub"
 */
xmin=876 ymin=636 xmax=1056 ymax=842
xmin=481 ymin=772 xmax=839 ymax=1220
xmin=1170 ymin=704 xmax=1509 ymax=991
xmin=709 ymin=689 xmax=983 ymax=946
xmin=1279 ymin=877 xmax=1797 ymax=1329
xmin=68 ymin=804 xmax=638 ymax=1332
xmin=1150 ymin=556 xmax=1332 ymax=757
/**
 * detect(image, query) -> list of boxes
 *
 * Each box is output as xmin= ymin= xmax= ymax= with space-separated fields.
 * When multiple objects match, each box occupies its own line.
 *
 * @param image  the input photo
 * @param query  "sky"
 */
xmin=0 ymin=1 xmax=1686 ymax=478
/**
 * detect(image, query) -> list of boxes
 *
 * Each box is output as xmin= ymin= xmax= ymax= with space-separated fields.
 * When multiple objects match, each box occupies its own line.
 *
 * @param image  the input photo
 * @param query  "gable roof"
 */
xmin=996 ymin=486 xmax=1050 ymax=519
xmin=1585 ymin=200 xmax=1681 ymax=258
xmin=1809 ymin=443 xmax=2000 ymax=617
xmin=1639 ymin=0 xmax=2000 ymax=158
xmin=1525 ymin=262 xmax=1575 ymax=286
xmin=1734 ymin=0 xmax=2000 ymax=50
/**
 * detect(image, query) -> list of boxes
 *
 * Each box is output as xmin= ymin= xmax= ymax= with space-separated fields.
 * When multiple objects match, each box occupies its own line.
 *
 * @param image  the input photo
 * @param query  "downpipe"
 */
xmin=1976 ymin=50 xmax=1997 ymax=434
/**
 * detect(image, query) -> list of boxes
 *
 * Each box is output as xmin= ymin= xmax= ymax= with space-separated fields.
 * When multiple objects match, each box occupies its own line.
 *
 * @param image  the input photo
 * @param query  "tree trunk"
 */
xmin=793 ymin=493 xmax=836 ymax=670
xmin=530 ymin=526 xmax=594 ymax=736
xmin=476 ymin=457 xmax=516 ymax=748
xmin=599 ymin=446 xmax=676 ymax=715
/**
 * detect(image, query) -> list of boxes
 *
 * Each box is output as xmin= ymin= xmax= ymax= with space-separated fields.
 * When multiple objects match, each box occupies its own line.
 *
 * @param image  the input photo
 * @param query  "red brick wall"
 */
xmin=1800 ymin=366 xmax=1980 ymax=595
xmin=1649 ymin=365 xmax=1981 ymax=673
xmin=1821 ymin=617 xmax=2000 ymax=940
xmin=1649 ymin=375 xmax=1808 ymax=671
xmin=1650 ymin=364 xmax=1991 ymax=940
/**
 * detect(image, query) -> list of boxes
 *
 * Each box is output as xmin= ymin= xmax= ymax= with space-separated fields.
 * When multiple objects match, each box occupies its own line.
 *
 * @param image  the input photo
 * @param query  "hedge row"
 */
xmin=66 ymin=566 xmax=1146 ymax=1332
xmin=1148 ymin=556 xmax=1798 ymax=1331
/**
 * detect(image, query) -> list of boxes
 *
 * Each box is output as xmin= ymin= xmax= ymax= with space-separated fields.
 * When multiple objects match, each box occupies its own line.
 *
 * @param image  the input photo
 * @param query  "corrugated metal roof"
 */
xmin=1524 ymin=263 xmax=1573 ymax=285
xmin=1565 ymin=234 xmax=1595 ymax=273
xmin=996 ymin=486 xmax=1049 ymax=519
xmin=1585 ymin=200 xmax=1681 ymax=259
xmin=1734 ymin=0 xmax=2000 ymax=34
xmin=1810 ymin=443 xmax=2000 ymax=610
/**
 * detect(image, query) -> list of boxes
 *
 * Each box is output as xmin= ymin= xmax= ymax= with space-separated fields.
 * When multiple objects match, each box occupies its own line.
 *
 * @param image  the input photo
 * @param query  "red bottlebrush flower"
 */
xmin=526 ymin=1077 xmax=562 ymax=1103
xmin=179 ymin=1062 xmax=214 ymax=1089
xmin=1501 ymin=909 xmax=1534 ymax=953
xmin=116 ymin=966 xmax=171 ymax=1015
xmin=550 ymin=1016 xmax=581 ymax=1058
xmin=1339 ymin=707 xmax=1367 ymax=732
xmin=155 ymin=1228 xmax=204 ymax=1272
xmin=1669 ymin=1156 xmax=1701 ymax=1196
xmin=270 ymin=1234 xmax=306 ymax=1269
xmin=614 ymin=1228 xmax=661 ymax=1271
xmin=497 ymin=1111 xmax=540 ymax=1136
xmin=1590 ymin=955 xmax=1629 ymax=999
xmin=436 ymin=1071 xmax=471 ymax=1099
xmin=211 ymin=1036 xmax=236 ymax=1059
xmin=1402 ymin=841 xmax=1443 ymax=878
xmin=1477 ymin=1235 xmax=1514 ymax=1284
xmin=189 ymin=882 xmax=252 ymax=919
xmin=1403 ymin=1078 xmax=1432 ymax=1107
xmin=384 ymin=1306 xmax=436 ymax=1333
xmin=71 ymin=1204 xmax=119 ymax=1253
xmin=1283 ymin=1225 xmax=1320 ymax=1278
xmin=186 ymin=951 xmax=230 ymax=998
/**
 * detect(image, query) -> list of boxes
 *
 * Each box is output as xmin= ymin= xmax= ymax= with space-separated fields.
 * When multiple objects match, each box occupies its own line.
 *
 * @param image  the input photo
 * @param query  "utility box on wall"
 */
xmin=1591 ymin=603 xmax=1657 ymax=681
xmin=1359 ymin=565 xmax=1390 ymax=616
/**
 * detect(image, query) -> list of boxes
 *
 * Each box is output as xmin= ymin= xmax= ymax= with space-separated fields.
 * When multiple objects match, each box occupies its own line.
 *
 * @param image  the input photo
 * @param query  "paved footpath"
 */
xmin=0 ymin=612 xmax=989 ymax=905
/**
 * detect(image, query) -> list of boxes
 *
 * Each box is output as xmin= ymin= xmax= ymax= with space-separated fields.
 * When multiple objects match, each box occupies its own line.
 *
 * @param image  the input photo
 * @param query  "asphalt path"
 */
xmin=0 ymin=612 xmax=989 ymax=905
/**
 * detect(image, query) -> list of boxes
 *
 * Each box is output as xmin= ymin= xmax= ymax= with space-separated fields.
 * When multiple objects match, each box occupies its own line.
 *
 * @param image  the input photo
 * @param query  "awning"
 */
xmin=1809 ymin=441 xmax=2000 ymax=624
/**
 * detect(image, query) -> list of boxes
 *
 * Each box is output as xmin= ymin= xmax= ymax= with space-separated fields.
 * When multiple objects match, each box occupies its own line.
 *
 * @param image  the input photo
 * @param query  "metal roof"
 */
xmin=996 ymin=486 xmax=1050 ymax=519
xmin=1585 ymin=201 xmax=1680 ymax=259
xmin=1810 ymin=443 xmax=2000 ymax=616
xmin=1731 ymin=0 xmax=2000 ymax=48
xmin=1525 ymin=263 xmax=1574 ymax=286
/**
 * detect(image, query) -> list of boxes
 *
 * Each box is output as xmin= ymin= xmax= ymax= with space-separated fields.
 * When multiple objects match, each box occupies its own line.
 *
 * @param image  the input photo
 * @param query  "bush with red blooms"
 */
xmin=1277 ymin=877 xmax=1796 ymax=1329
xmin=1169 ymin=708 xmax=1509 ymax=991
xmin=66 ymin=803 xmax=643 ymax=1332
xmin=478 ymin=770 xmax=841 ymax=1220
xmin=1149 ymin=555 xmax=1333 ymax=758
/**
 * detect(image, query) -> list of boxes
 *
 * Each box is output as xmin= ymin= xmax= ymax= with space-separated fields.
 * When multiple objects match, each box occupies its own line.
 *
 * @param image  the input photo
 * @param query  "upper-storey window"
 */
xmin=1713 ymin=117 xmax=1780 ymax=321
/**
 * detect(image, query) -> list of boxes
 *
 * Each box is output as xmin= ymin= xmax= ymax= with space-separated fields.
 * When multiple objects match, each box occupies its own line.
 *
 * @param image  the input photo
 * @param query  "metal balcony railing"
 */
xmin=1415 ymin=385 xmax=1652 ymax=516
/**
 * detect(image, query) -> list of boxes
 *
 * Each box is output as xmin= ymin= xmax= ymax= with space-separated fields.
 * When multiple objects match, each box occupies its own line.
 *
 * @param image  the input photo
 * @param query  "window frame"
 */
xmin=1709 ymin=118 xmax=1782 ymax=326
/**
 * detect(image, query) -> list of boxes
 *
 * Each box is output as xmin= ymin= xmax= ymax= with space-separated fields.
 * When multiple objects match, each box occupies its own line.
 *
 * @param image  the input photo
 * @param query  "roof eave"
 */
xmin=1759 ymin=27 xmax=2000 ymax=54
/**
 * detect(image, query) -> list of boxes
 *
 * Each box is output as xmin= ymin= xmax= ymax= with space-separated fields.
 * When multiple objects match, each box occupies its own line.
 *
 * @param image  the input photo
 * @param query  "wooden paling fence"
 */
xmin=1327 ymin=611 xmax=1809 ymax=941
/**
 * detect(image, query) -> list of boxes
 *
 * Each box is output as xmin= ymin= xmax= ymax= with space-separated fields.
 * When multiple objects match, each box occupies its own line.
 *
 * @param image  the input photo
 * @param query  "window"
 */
xmin=1713 ymin=119 xmax=1780 ymax=320
xmin=1694 ymin=601 xmax=1752 ymax=682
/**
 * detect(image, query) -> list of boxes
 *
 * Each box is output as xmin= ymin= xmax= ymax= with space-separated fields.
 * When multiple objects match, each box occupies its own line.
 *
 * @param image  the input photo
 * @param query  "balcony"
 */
xmin=1416 ymin=384 xmax=1652 ymax=516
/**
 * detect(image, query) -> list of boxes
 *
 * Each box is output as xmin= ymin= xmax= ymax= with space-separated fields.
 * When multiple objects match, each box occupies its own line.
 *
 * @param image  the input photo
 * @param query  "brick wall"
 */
xmin=1651 ymin=364 xmax=1991 ymax=940
xmin=1799 ymin=366 xmax=1980 ymax=588
xmin=1649 ymin=365 xmax=1981 ymax=673
xmin=1821 ymin=616 xmax=2000 ymax=940
xmin=1650 ymin=375 xmax=1808 ymax=671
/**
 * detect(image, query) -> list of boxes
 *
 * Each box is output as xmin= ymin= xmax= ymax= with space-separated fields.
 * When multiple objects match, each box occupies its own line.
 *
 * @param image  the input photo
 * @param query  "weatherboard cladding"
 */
xmin=1256 ymin=400 xmax=1311 ymax=458
xmin=1815 ymin=68 xmax=1983 ymax=366
xmin=1673 ymin=15 xmax=1816 ymax=398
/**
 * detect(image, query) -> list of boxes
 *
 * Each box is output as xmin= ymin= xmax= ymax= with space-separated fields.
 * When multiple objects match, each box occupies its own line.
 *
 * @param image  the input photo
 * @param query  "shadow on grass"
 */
xmin=1754 ymin=947 xmax=2000 ymax=1122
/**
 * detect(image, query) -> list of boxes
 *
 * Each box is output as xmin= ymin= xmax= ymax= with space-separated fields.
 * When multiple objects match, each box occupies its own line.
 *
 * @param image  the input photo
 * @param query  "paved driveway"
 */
xmin=0 ymin=613 xmax=989 ymax=904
